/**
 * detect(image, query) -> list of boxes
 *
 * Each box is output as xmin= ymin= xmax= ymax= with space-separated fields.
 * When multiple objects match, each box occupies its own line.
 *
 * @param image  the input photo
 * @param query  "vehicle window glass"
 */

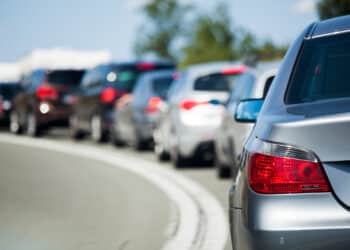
xmin=0 ymin=84 xmax=19 ymax=99
xmin=194 ymin=73 xmax=240 ymax=92
xmin=228 ymin=73 xmax=256 ymax=103
xmin=27 ymin=70 xmax=46 ymax=91
xmin=47 ymin=70 xmax=85 ymax=86
xmin=106 ymin=68 xmax=140 ymax=92
xmin=152 ymin=76 xmax=173 ymax=99
xmin=168 ymin=71 xmax=187 ymax=100
xmin=286 ymin=32 xmax=350 ymax=104
xmin=263 ymin=76 xmax=275 ymax=98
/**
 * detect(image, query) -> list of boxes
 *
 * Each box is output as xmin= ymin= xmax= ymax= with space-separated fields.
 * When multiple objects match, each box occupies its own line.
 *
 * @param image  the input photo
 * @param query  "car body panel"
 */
xmin=230 ymin=17 xmax=350 ymax=250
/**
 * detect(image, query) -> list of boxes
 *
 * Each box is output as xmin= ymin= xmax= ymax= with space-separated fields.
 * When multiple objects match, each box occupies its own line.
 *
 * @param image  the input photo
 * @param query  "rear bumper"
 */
xmin=35 ymin=102 xmax=71 ymax=127
xmin=229 ymin=187 xmax=350 ymax=250
xmin=177 ymin=124 xmax=219 ymax=157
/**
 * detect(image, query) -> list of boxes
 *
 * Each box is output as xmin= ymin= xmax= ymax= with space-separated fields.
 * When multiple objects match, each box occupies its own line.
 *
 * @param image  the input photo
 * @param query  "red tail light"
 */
xmin=248 ymin=152 xmax=331 ymax=194
xmin=222 ymin=66 xmax=247 ymax=75
xmin=180 ymin=100 xmax=208 ymax=111
xmin=101 ymin=87 xmax=117 ymax=104
xmin=36 ymin=85 xmax=58 ymax=101
xmin=145 ymin=96 xmax=163 ymax=114
xmin=137 ymin=63 xmax=155 ymax=71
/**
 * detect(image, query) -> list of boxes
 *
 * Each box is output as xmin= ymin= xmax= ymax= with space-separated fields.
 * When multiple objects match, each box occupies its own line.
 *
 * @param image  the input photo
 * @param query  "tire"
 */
xmin=217 ymin=165 xmax=232 ymax=179
xmin=91 ymin=115 xmax=108 ymax=143
xmin=214 ymin=152 xmax=232 ymax=179
xmin=69 ymin=115 xmax=85 ymax=140
xmin=172 ymin=146 xmax=190 ymax=168
xmin=26 ymin=112 xmax=41 ymax=137
xmin=155 ymin=141 xmax=170 ymax=162
xmin=110 ymin=124 xmax=126 ymax=147
xmin=9 ymin=111 xmax=23 ymax=135
xmin=133 ymin=135 xmax=148 ymax=151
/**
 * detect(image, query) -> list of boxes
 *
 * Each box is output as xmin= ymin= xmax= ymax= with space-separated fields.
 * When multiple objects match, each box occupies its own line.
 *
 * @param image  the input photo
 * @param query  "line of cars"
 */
xmin=6 ymin=59 xmax=275 ymax=177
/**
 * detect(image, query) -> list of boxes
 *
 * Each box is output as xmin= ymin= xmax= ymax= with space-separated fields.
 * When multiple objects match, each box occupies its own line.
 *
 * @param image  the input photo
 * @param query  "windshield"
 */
xmin=286 ymin=32 xmax=350 ymax=104
xmin=47 ymin=70 xmax=85 ymax=86
xmin=194 ymin=73 xmax=241 ymax=92
xmin=0 ymin=84 xmax=19 ymax=99
xmin=106 ymin=68 xmax=140 ymax=92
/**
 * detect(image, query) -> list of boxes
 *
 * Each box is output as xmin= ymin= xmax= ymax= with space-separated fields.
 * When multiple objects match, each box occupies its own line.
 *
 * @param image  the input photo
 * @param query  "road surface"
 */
xmin=0 ymin=131 xmax=233 ymax=250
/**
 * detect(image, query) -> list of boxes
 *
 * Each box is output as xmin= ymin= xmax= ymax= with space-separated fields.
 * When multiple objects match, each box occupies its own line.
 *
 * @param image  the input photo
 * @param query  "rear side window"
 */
xmin=194 ymin=73 xmax=240 ymax=92
xmin=47 ymin=70 xmax=85 ymax=86
xmin=152 ymin=76 xmax=173 ymax=99
xmin=286 ymin=33 xmax=350 ymax=104
xmin=263 ymin=76 xmax=275 ymax=98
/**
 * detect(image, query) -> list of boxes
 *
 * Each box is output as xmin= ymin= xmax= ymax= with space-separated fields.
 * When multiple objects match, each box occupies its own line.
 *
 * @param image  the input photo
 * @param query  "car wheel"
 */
xmin=133 ymin=135 xmax=148 ymax=151
xmin=155 ymin=140 xmax=170 ymax=161
xmin=26 ymin=112 xmax=41 ymax=137
xmin=215 ymin=155 xmax=232 ymax=179
xmin=69 ymin=115 xmax=85 ymax=140
xmin=91 ymin=115 xmax=108 ymax=143
xmin=10 ymin=111 xmax=22 ymax=135
xmin=172 ymin=146 xmax=190 ymax=168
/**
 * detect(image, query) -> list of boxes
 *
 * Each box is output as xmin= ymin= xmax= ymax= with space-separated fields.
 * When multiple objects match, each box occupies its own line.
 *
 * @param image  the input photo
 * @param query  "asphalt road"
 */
xmin=0 ymin=130 xmax=234 ymax=250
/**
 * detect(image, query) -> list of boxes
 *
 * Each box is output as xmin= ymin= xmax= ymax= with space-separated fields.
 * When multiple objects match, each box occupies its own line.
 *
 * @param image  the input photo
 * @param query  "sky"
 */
xmin=0 ymin=0 xmax=319 ymax=62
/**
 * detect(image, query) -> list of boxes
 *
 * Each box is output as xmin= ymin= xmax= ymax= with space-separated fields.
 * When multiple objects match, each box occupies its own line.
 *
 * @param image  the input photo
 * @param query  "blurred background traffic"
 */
xmin=0 ymin=0 xmax=346 ymax=177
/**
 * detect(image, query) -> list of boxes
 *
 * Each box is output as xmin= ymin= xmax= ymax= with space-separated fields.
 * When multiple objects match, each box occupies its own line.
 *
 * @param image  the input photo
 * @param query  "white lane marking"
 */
xmin=0 ymin=134 xmax=228 ymax=250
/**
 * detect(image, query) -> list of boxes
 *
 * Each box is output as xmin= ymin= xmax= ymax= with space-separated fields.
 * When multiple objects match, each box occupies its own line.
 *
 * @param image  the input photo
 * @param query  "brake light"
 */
xmin=248 ymin=144 xmax=331 ymax=194
xmin=101 ymin=87 xmax=117 ymax=104
xmin=222 ymin=66 xmax=247 ymax=75
xmin=137 ymin=63 xmax=155 ymax=71
xmin=145 ymin=96 xmax=163 ymax=114
xmin=36 ymin=85 xmax=58 ymax=101
xmin=180 ymin=100 xmax=209 ymax=111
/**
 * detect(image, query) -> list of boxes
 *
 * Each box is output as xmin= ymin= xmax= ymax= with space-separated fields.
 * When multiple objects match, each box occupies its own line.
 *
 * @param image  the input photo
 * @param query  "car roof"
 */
xmin=309 ymin=15 xmax=350 ymax=39
xmin=139 ymin=69 xmax=175 ymax=79
xmin=101 ymin=61 xmax=175 ymax=68
xmin=182 ymin=61 xmax=246 ymax=82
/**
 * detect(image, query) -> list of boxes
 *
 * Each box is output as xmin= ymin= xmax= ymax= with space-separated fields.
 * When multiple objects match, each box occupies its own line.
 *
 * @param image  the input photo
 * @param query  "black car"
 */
xmin=10 ymin=69 xmax=85 ymax=136
xmin=111 ymin=69 xmax=176 ymax=150
xmin=0 ymin=82 xmax=20 ymax=124
xmin=70 ymin=62 xmax=175 ymax=142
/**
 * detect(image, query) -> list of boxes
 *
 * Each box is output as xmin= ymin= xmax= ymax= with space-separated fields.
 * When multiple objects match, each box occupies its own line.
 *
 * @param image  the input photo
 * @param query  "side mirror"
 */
xmin=235 ymin=98 xmax=264 ymax=123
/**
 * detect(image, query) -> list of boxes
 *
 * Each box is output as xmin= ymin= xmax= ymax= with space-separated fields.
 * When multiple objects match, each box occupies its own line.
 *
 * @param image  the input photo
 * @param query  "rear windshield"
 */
xmin=194 ymin=73 xmax=240 ymax=92
xmin=0 ymin=84 xmax=18 ymax=99
xmin=286 ymin=33 xmax=350 ymax=104
xmin=47 ymin=70 xmax=85 ymax=86
xmin=106 ymin=68 xmax=140 ymax=92
xmin=152 ymin=76 xmax=173 ymax=99
xmin=107 ymin=64 xmax=174 ymax=92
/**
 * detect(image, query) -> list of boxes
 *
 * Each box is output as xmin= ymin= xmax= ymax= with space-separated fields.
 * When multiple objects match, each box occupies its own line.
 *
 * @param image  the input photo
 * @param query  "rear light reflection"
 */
xmin=248 ymin=152 xmax=331 ymax=194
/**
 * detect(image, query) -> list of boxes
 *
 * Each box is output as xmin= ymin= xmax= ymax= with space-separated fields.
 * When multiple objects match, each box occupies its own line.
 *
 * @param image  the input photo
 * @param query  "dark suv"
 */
xmin=10 ymin=69 xmax=85 ymax=136
xmin=70 ymin=62 xmax=175 ymax=142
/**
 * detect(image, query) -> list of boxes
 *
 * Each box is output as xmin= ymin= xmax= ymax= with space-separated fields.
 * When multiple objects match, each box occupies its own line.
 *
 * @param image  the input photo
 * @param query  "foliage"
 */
xmin=180 ymin=4 xmax=236 ymax=67
xmin=317 ymin=0 xmax=350 ymax=20
xmin=134 ymin=0 xmax=190 ymax=61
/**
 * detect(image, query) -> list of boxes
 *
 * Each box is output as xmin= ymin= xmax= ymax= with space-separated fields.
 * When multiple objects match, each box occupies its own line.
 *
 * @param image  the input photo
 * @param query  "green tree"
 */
xmin=180 ymin=4 xmax=236 ymax=67
xmin=134 ymin=0 xmax=190 ymax=61
xmin=317 ymin=0 xmax=350 ymax=20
